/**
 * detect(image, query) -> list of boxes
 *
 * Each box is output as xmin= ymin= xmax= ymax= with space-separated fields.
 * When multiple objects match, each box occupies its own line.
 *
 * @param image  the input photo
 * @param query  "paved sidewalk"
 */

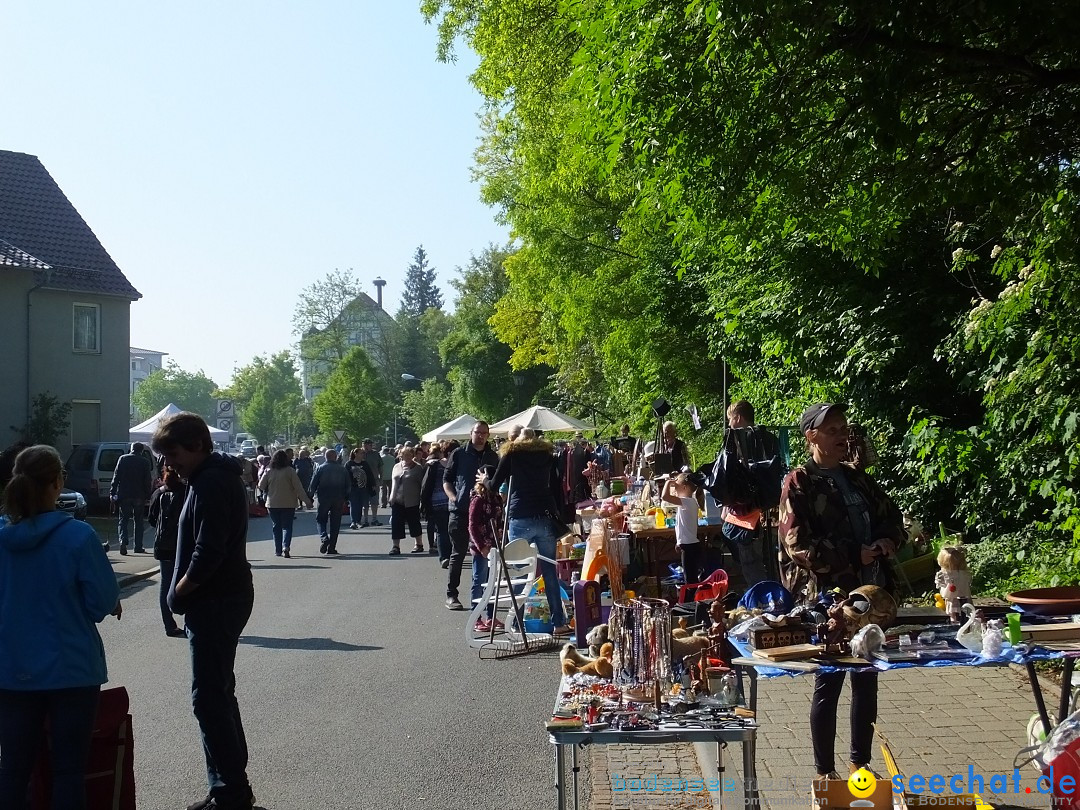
xmin=587 ymin=664 xmax=1057 ymax=809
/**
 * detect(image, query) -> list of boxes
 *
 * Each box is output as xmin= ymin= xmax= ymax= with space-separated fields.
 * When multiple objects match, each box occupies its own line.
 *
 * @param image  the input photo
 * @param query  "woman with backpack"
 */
xmin=148 ymin=465 xmax=188 ymax=637
xmin=778 ymin=403 xmax=905 ymax=781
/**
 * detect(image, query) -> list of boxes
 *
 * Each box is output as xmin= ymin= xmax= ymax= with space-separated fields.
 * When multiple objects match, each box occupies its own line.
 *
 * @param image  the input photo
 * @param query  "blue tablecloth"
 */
xmin=729 ymin=637 xmax=1064 ymax=678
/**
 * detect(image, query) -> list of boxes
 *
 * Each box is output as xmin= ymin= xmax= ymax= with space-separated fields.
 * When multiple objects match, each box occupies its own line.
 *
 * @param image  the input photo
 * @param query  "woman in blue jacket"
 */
xmin=0 ymin=444 xmax=120 ymax=809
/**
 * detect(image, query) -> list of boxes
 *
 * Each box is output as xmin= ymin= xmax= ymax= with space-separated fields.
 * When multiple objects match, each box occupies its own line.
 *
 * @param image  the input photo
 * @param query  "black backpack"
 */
xmin=707 ymin=426 xmax=785 ymax=510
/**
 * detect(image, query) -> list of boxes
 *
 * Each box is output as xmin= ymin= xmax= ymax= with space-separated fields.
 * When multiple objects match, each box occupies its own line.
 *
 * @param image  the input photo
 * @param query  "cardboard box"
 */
xmin=811 ymin=776 xmax=893 ymax=810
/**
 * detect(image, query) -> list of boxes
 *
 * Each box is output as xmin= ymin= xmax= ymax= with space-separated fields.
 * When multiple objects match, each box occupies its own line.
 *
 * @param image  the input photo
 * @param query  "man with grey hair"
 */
xmin=309 ymin=448 xmax=351 ymax=555
xmin=110 ymin=441 xmax=154 ymax=555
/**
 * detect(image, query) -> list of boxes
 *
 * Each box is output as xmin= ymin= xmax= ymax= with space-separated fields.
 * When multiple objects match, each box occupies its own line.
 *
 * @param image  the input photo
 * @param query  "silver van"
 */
xmin=64 ymin=442 xmax=130 ymax=511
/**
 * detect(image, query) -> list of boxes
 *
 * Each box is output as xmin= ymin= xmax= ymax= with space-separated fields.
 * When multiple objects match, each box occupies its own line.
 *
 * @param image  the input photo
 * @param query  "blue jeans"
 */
xmin=430 ymin=507 xmax=451 ymax=561
xmin=509 ymin=516 xmax=565 ymax=626
xmin=0 ymin=685 xmax=100 ymax=810
xmin=472 ymin=553 xmax=493 ymax=617
xmin=116 ymin=498 xmax=145 ymax=551
xmin=159 ymin=557 xmax=179 ymax=632
xmin=268 ymin=508 xmax=295 ymax=554
xmin=349 ymin=490 xmax=368 ymax=525
xmin=722 ymin=521 xmax=768 ymax=587
xmin=316 ymin=498 xmax=344 ymax=549
xmin=185 ymin=592 xmax=254 ymax=805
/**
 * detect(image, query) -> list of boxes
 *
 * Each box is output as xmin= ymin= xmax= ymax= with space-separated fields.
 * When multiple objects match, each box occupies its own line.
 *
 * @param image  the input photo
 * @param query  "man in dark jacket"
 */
xmin=152 ymin=412 xmax=255 ymax=810
xmin=309 ymin=448 xmax=351 ymax=554
xmin=110 ymin=441 xmax=154 ymax=554
xmin=443 ymin=421 xmax=498 ymax=610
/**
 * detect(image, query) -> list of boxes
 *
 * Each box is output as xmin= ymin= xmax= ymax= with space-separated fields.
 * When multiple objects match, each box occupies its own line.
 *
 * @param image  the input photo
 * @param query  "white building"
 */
xmin=299 ymin=293 xmax=395 ymax=402
xmin=130 ymin=347 xmax=167 ymax=422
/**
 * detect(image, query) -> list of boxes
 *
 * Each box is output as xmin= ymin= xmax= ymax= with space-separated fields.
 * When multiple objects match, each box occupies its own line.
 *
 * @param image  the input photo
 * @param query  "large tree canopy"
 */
xmin=423 ymin=0 xmax=1080 ymax=588
xmin=132 ymin=361 xmax=217 ymax=421
xmin=312 ymin=347 xmax=390 ymax=447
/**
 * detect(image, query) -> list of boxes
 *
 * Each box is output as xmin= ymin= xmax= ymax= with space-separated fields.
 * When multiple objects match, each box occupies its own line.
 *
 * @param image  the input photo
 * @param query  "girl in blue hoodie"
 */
xmin=0 ymin=444 xmax=120 ymax=809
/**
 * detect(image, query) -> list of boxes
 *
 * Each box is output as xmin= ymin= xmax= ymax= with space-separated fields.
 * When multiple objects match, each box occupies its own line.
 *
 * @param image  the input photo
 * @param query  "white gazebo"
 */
xmin=421 ymin=413 xmax=481 ymax=443
xmin=129 ymin=403 xmax=229 ymax=444
xmin=488 ymin=405 xmax=594 ymax=436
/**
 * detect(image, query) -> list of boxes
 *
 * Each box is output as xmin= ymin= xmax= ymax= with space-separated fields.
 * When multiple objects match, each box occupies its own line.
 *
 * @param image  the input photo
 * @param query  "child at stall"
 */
xmin=662 ymin=472 xmax=707 ymax=585
xmin=468 ymin=466 xmax=504 ymax=633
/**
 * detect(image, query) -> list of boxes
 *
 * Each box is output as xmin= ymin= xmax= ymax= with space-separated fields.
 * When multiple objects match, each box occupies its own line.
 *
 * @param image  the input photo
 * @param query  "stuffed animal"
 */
xmin=586 ymin=623 xmax=610 ymax=657
xmin=560 ymin=642 xmax=613 ymax=678
xmin=935 ymin=546 xmax=972 ymax=622
xmin=671 ymin=633 xmax=710 ymax=664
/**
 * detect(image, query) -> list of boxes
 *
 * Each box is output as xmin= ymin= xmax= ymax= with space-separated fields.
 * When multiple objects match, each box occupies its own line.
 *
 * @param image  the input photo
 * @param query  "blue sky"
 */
xmin=3 ymin=1 xmax=508 ymax=387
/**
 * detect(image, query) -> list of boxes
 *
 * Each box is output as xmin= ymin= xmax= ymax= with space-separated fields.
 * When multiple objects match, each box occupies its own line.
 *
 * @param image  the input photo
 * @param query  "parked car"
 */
xmin=64 ymin=442 xmax=130 ymax=512
xmin=240 ymin=439 xmax=258 ymax=459
xmin=56 ymin=488 xmax=88 ymax=521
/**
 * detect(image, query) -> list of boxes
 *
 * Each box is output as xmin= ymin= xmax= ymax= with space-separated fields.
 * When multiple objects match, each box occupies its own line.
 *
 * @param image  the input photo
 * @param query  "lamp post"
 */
xmin=512 ymin=373 xmax=525 ymax=411
xmin=398 ymin=373 xmax=419 ymax=445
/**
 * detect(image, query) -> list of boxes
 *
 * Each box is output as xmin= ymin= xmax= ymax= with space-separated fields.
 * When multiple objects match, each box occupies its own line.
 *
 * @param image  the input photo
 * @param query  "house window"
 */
xmin=73 ymin=304 xmax=100 ymax=353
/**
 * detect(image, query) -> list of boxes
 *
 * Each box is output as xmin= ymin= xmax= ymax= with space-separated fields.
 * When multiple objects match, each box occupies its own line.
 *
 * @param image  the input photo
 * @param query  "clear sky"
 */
xmin=3 ymin=1 xmax=508 ymax=388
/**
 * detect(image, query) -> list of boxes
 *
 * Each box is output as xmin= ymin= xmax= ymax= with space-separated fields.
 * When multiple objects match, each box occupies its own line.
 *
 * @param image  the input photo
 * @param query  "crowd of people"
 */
xmin=0 ymin=396 xmax=906 ymax=801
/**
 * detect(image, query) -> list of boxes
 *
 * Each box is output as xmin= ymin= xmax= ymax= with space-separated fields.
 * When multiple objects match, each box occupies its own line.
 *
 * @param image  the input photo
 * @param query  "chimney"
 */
xmin=372 ymin=277 xmax=386 ymax=309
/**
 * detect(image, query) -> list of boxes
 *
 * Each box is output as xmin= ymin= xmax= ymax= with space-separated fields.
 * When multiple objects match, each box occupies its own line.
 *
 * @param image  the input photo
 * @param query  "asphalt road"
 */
xmin=101 ymin=512 xmax=567 ymax=810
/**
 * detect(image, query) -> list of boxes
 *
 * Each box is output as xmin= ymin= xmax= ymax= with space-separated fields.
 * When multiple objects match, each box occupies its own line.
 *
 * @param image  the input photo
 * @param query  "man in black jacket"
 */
xmin=443 ymin=421 xmax=498 ymax=610
xmin=110 ymin=441 xmax=154 ymax=554
xmin=152 ymin=412 xmax=255 ymax=810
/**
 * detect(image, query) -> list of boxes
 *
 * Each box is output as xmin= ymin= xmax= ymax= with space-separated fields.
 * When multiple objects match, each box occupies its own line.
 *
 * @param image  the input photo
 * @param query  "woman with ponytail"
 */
xmin=0 ymin=444 xmax=121 ymax=809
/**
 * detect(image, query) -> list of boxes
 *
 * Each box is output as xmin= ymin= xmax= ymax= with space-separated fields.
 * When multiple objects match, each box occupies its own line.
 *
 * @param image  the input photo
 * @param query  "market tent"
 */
xmin=129 ymin=403 xmax=229 ymax=443
xmin=421 ymin=413 xmax=481 ymax=443
xmin=488 ymin=405 xmax=594 ymax=436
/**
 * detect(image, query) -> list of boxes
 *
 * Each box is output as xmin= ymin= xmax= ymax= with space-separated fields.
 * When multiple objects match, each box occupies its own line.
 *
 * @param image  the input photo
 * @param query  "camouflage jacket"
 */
xmin=777 ymin=460 xmax=905 ymax=602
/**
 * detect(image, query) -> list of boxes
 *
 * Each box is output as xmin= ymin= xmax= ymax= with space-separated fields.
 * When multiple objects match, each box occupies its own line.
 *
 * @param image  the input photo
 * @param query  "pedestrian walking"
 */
xmin=421 ymin=441 xmax=454 ymax=565
xmin=444 ymin=422 xmax=498 ymax=610
xmin=379 ymin=446 xmax=395 ymax=508
xmin=388 ymin=446 xmax=427 ymax=555
xmin=110 ymin=441 xmax=154 ymax=555
xmin=0 ymin=444 xmax=121 ymax=810
xmin=258 ymin=450 xmax=312 ymax=557
xmin=152 ymin=412 xmax=256 ymax=810
xmin=309 ymin=448 xmax=350 ymax=555
xmin=148 ymin=465 xmax=188 ymax=637
xmin=293 ymin=447 xmax=315 ymax=510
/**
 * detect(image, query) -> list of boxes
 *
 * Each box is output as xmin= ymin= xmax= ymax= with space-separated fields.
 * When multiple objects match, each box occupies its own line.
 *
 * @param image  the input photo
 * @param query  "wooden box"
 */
xmin=751 ymin=625 xmax=812 ymax=650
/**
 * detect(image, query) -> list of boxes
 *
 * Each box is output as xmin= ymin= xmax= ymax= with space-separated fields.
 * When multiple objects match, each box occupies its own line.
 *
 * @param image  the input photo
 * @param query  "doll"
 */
xmin=935 ymin=546 xmax=972 ymax=622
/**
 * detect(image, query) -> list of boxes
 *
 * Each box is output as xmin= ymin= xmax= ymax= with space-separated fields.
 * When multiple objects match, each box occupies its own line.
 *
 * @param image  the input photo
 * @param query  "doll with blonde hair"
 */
xmin=935 ymin=546 xmax=972 ymax=622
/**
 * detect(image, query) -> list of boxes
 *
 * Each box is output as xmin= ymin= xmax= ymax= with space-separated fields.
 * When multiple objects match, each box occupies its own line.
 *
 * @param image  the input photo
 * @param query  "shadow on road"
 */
xmin=248 ymin=564 xmax=330 ymax=570
xmin=239 ymin=635 xmax=382 ymax=652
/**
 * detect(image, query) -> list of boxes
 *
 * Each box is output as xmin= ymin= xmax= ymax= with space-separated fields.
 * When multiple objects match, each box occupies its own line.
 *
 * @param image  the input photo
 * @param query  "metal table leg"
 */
xmin=572 ymin=744 xmax=580 ymax=810
xmin=1058 ymin=657 xmax=1076 ymax=723
xmin=1027 ymin=660 xmax=1054 ymax=736
xmin=716 ymin=741 xmax=725 ymax=810
xmin=555 ymin=743 xmax=566 ymax=810
xmin=743 ymin=737 xmax=758 ymax=809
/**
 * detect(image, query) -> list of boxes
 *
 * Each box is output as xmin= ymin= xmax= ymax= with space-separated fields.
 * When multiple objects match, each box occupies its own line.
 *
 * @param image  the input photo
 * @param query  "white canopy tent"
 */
xmin=129 ymin=403 xmax=229 ymax=444
xmin=488 ymin=405 xmax=594 ymax=436
xmin=421 ymin=413 xmax=481 ymax=443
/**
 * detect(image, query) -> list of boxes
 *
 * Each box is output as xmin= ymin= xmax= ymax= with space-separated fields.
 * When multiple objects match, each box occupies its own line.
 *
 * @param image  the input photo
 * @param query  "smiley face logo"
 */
xmin=848 ymin=767 xmax=877 ymax=799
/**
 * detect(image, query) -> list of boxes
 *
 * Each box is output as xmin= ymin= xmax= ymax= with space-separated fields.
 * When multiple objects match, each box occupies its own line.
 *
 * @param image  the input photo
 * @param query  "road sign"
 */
xmin=333 ymin=430 xmax=346 ymax=441
xmin=217 ymin=418 xmax=233 ymax=434
xmin=216 ymin=399 xmax=234 ymax=416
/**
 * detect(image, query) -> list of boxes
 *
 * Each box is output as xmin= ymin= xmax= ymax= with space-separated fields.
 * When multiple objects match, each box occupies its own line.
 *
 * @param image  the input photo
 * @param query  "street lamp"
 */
xmin=397 ymin=373 xmax=419 ymax=444
xmin=512 ymin=373 xmax=525 ymax=410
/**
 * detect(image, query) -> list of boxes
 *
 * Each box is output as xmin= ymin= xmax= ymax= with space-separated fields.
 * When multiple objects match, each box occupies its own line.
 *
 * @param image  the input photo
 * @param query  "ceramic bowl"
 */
xmin=1005 ymin=586 xmax=1080 ymax=616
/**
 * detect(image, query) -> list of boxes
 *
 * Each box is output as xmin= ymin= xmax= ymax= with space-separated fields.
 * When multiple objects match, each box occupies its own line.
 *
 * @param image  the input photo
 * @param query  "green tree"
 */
xmin=400 ymin=378 xmax=454 ymax=438
xmin=397 ymin=246 xmax=443 ymax=318
xmin=132 ymin=362 xmax=217 ymax=421
xmin=12 ymin=392 xmax=72 ymax=447
xmin=312 ymin=347 xmax=390 ymax=446
xmin=225 ymin=352 xmax=306 ymax=443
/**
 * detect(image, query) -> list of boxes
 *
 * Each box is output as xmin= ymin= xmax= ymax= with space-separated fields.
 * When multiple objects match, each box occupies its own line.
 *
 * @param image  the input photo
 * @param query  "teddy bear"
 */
xmin=586 ymin=623 xmax=610 ymax=657
xmin=561 ymin=642 xmax=614 ymax=679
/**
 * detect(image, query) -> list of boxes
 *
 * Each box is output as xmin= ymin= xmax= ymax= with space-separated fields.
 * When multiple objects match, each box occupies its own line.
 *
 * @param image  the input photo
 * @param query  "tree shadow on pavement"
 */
xmin=239 ymin=635 xmax=382 ymax=652
xmin=248 ymin=564 xmax=330 ymax=570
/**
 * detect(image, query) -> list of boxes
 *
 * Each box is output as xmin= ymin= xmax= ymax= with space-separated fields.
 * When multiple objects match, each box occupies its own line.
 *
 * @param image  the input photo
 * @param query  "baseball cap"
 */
xmin=799 ymin=403 xmax=847 ymax=433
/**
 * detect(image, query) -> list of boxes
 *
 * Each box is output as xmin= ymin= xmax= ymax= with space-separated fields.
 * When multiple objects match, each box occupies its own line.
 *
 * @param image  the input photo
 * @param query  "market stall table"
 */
xmin=628 ymin=525 xmax=727 ymax=591
xmin=547 ymin=675 xmax=758 ymax=810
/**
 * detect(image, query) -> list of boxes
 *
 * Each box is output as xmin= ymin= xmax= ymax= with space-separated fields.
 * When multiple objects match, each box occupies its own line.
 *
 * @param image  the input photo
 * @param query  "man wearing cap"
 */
xmin=777 ymin=402 xmax=905 ymax=781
